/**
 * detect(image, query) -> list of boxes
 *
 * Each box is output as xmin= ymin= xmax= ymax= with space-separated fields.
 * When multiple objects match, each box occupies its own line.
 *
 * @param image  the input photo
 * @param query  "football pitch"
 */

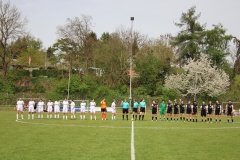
xmin=0 ymin=110 xmax=239 ymax=160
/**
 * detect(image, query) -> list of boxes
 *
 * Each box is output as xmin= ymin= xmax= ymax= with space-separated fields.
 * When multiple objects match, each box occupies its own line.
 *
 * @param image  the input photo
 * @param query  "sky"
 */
xmin=7 ymin=0 xmax=240 ymax=49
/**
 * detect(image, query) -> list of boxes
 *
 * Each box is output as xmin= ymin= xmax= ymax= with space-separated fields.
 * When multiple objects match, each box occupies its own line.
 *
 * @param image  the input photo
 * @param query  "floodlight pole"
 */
xmin=130 ymin=17 xmax=134 ymax=109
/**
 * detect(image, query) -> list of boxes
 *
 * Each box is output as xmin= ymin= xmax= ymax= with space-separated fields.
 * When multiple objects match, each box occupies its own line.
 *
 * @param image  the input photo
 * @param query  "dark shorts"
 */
xmin=122 ymin=108 xmax=128 ymax=114
xmin=174 ymin=109 xmax=178 ymax=114
xmin=140 ymin=107 xmax=145 ymax=113
xmin=167 ymin=109 xmax=172 ymax=114
xmin=101 ymin=108 xmax=107 ymax=112
xmin=180 ymin=108 xmax=185 ymax=114
xmin=215 ymin=110 xmax=221 ymax=115
xmin=208 ymin=109 xmax=212 ymax=114
xmin=227 ymin=111 xmax=232 ymax=116
xmin=201 ymin=111 xmax=206 ymax=117
xmin=133 ymin=108 xmax=138 ymax=113
xmin=186 ymin=109 xmax=191 ymax=114
xmin=152 ymin=108 xmax=157 ymax=114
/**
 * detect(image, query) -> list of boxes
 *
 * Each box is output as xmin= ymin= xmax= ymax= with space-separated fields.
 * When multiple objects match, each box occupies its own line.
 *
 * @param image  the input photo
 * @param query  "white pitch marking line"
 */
xmin=16 ymin=119 xmax=240 ymax=130
xmin=131 ymin=120 xmax=135 ymax=160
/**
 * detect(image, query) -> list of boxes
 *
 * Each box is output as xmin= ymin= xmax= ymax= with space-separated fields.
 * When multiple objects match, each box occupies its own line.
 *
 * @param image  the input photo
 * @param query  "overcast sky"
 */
xmin=8 ymin=0 xmax=240 ymax=49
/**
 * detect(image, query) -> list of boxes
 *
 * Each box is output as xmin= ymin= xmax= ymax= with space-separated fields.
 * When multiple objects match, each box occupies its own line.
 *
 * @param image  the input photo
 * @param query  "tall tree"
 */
xmin=203 ymin=24 xmax=232 ymax=67
xmin=56 ymin=15 xmax=94 ymax=74
xmin=172 ymin=6 xmax=205 ymax=65
xmin=233 ymin=37 xmax=240 ymax=76
xmin=0 ymin=0 xmax=28 ymax=79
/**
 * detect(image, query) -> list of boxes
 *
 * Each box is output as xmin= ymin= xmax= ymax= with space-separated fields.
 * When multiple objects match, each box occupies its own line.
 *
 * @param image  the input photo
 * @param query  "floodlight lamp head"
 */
xmin=130 ymin=17 xmax=134 ymax=21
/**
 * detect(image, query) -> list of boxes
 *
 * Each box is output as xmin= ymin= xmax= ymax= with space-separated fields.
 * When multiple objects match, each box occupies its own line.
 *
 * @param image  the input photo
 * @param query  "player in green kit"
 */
xmin=159 ymin=100 xmax=166 ymax=121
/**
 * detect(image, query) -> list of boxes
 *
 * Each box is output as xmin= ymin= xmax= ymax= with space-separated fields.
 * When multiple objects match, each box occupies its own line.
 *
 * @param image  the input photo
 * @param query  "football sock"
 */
xmin=139 ymin=115 xmax=141 ymax=120
xmin=142 ymin=115 xmax=144 ymax=120
xmin=122 ymin=115 xmax=124 ymax=120
xmin=126 ymin=115 xmax=128 ymax=120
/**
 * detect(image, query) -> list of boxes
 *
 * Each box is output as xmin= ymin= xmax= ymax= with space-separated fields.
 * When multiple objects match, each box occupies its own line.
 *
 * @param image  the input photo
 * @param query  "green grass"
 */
xmin=0 ymin=110 xmax=239 ymax=160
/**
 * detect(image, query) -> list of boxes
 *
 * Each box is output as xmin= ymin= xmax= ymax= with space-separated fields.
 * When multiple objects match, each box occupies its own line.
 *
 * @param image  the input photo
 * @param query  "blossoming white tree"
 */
xmin=164 ymin=53 xmax=230 ymax=100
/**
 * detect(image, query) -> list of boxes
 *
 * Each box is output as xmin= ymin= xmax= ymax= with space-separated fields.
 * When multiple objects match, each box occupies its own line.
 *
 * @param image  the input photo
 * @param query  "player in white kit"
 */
xmin=80 ymin=100 xmax=86 ymax=120
xmin=47 ymin=99 xmax=53 ymax=119
xmin=62 ymin=98 xmax=69 ymax=120
xmin=28 ymin=98 xmax=35 ymax=119
xmin=89 ymin=99 xmax=96 ymax=120
xmin=54 ymin=99 xmax=60 ymax=119
xmin=37 ymin=99 xmax=45 ymax=119
xmin=70 ymin=99 xmax=76 ymax=120
xmin=16 ymin=98 xmax=24 ymax=120
xmin=111 ymin=99 xmax=116 ymax=120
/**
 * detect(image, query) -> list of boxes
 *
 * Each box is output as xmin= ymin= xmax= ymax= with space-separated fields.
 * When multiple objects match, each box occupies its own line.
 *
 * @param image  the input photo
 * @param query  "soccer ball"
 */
xmin=131 ymin=118 xmax=134 ymax=121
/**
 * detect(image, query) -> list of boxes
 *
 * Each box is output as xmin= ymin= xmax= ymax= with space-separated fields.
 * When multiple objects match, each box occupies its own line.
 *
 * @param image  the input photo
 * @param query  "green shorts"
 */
xmin=160 ymin=110 xmax=166 ymax=115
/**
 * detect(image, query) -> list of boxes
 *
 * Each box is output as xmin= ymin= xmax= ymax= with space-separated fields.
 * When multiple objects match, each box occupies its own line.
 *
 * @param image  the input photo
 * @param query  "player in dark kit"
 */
xmin=200 ymin=101 xmax=207 ymax=123
xmin=173 ymin=99 xmax=179 ymax=122
xmin=207 ymin=101 xmax=213 ymax=123
xmin=151 ymin=101 xmax=158 ymax=121
xmin=191 ymin=101 xmax=198 ymax=122
xmin=186 ymin=101 xmax=192 ymax=122
xmin=214 ymin=100 xmax=222 ymax=123
xmin=226 ymin=100 xmax=234 ymax=123
xmin=166 ymin=100 xmax=173 ymax=122
xmin=179 ymin=99 xmax=185 ymax=122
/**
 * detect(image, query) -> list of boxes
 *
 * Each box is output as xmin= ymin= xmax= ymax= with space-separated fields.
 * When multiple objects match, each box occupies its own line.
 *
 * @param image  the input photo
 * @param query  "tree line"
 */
xmin=0 ymin=1 xmax=240 ymax=105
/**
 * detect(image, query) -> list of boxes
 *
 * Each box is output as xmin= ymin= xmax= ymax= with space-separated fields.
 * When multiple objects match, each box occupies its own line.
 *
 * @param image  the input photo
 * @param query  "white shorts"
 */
xmin=47 ymin=107 xmax=52 ymax=112
xmin=17 ymin=106 xmax=23 ymax=111
xmin=71 ymin=108 xmax=75 ymax=113
xmin=62 ymin=106 xmax=68 ymax=113
xmin=112 ymin=109 xmax=116 ymax=114
xmin=89 ymin=108 xmax=95 ymax=114
xmin=28 ymin=106 xmax=34 ymax=112
xmin=54 ymin=106 xmax=60 ymax=113
xmin=38 ymin=107 xmax=43 ymax=112
xmin=81 ymin=107 xmax=85 ymax=113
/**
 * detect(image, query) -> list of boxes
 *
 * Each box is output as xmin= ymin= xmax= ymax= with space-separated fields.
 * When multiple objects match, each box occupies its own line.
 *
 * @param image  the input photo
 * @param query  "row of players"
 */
xmin=153 ymin=99 xmax=235 ymax=123
xmin=15 ymin=98 xmax=235 ymax=123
